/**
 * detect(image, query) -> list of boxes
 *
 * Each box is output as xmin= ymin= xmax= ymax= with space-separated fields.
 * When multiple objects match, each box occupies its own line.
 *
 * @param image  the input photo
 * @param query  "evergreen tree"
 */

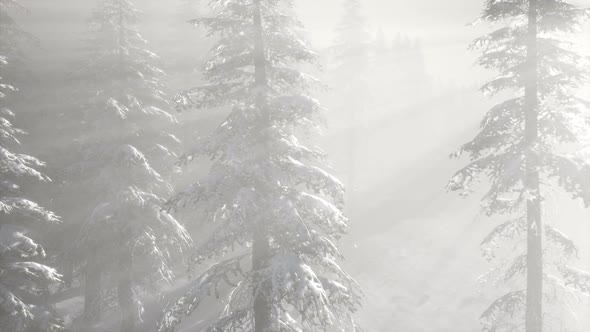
xmin=390 ymin=38 xmax=430 ymax=98
xmin=178 ymin=0 xmax=202 ymax=20
xmin=0 ymin=1 xmax=64 ymax=331
xmin=331 ymin=0 xmax=371 ymax=198
xmin=449 ymin=1 xmax=590 ymax=331
xmin=157 ymin=0 xmax=362 ymax=331
xmin=68 ymin=1 xmax=191 ymax=331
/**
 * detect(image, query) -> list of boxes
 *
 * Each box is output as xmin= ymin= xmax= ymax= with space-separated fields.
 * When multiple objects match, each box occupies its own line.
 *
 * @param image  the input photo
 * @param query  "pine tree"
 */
xmin=331 ymin=0 xmax=371 ymax=198
xmin=449 ymin=1 xmax=590 ymax=331
xmin=157 ymin=0 xmax=362 ymax=331
xmin=0 ymin=1 xmax=64 ymax=331
xmin=68 ymin=1 xmax=192 ymax=331
xmin=333 ymin=0 xmax=370 ymax=77
xmin=178 ymin=0 xmax=202 ymax=20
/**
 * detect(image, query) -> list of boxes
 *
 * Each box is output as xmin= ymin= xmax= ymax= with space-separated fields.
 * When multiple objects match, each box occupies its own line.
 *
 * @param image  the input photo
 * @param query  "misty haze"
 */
xmin=1 ymin=0 xmax=590 ymax=331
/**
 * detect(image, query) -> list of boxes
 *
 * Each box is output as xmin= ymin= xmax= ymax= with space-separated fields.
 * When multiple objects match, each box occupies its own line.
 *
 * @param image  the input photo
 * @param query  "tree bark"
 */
xmin=252 ymin=230 xmax=272 ymax=332
xmin=253 ymin=0 xmax=268 ymax=91
xmin=252 ymin=1 xmax=272 ymax=331
xmin=525 ymin=0 xmax=543 ymax=331
xmin=347 ymin=106 xmax=359 ymax=204
xmin=83 ymin=251 xmax=102 ymax=325
xmin=118 ymin=248 xmax=135 ymax=332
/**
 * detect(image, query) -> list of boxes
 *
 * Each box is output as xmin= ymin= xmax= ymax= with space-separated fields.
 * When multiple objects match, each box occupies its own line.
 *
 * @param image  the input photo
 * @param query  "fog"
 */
xmin=1 ymin=0 xmax=590 ymax=332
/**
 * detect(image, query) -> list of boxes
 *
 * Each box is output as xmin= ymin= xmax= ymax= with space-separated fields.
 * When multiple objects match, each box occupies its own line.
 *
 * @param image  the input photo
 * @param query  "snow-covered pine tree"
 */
xmin=68 ymin=1 xmax=191 ymax=331
xmin=157 ymin=0 xmax=362 ymax=331
xmin=331 ymin=0 xmax=371 ymax=199
xmin=0 ymin=1 xmax=64 ymax=331
xmin=449 ymin=1 xmax=590 ymax=331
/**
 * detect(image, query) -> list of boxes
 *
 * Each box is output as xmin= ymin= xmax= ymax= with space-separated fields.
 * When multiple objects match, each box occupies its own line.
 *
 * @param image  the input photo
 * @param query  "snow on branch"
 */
xmin=0 ymin=197 xmax=60 ymax=223
xmin=264 ymin=252 xmax=334 ymax=328
xmin=0 ymin=282 xmax=32 ymax=331
xmin=173 ymin=83 xmax=245 ymax=112
xmin=561 ymin=266 xmax=590 ymax=295
xmin=503 ymin=254 xmax=527 ymax=282
xmin=0 ymin=146 xmax=49 ymax=182
xmin=480 ymin=290 xmax=525 ymax=332
xmin=481 ymin=217 xmax=525 ymax=261
xmin=447 ymin=155 xmax=495 ymax=197
xmin=545 ymin=225 xmax=578 ymax=258
xmin=0 ymin=227 xmax=45 ymax=260
xmin=157 ymin=254 xmax=249 ymax=332
xmin=285 ymin=156 xmax=345 ymax=208
xmin=545 ymin=152 xmax=590 ymax=207
xmin=482 ymin=1 xmax=527 ymax=22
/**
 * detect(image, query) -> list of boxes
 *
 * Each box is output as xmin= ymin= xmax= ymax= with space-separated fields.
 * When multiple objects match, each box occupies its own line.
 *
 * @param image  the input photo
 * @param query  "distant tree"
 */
xmin=333 ymin=0 xmax=370 ymax=69
xmin=368 ymin=30 xmax=432 ymax=115
xmin=390 ymin=37 xmax=429 ymax=95
xmin=0 ymin=1 xmax=64 ymax=331
xmin=157 ymin=0 xmax=362 ymax=331
xmin=449 ymin=0 xmax=590 ymax=331
xmin=331 ymin=0 xmax=371 ymax=198
xmin=178 ymin=0 xmax=202 ymax=20
xmin=373 ymin=28 xmax=388 ymax=54
xmin=68 ymin=1 xmax=191 ymax=331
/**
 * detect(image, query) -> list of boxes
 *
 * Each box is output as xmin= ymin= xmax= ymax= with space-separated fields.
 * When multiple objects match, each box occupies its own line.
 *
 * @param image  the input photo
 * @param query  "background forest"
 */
xmin=1 ymin=0 xmax=590 ymax=331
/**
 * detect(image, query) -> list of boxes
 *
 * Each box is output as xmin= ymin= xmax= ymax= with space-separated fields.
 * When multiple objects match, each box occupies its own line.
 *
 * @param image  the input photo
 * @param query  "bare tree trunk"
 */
xmin=252 ymin=230 xmax=272 ymax=332
xmin=63 ymin=263 xmax=73 ymax=288
xmin=253 ymin=0 xmax=268 ymax=89
xmin=525 ymin=0 xmax=543 ymax=331
xmin=83 ymin=251 xmax=102 ymax=325
xmin=118 ymin=248 xmax=135 ymax=332
xmin=252 ymin=1 xmax=272 ymax=331
xmin=347 ymin=109 xmax=359 ymax=204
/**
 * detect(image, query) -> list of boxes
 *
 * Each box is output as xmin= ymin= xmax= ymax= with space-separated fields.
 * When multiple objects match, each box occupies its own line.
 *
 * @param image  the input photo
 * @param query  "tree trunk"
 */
xmin=252 ymin=230 xmax=272 ymax=332
xmin=61 ymin=245 xmax=75 ymax=288
xmin=252 ymin=1 xmax=272 ymax=331
xmin=118 ymin=248 xmax=135 ymax=332
xmin=347 ymin=106 xmax=359 ymax=204
xmin=83 ymin=251 xmax=102 ymax=325
xmin=524 ymin=0 xmax=543 ymax=331
xmin=253 ymin=0 xmax=268 ymax=90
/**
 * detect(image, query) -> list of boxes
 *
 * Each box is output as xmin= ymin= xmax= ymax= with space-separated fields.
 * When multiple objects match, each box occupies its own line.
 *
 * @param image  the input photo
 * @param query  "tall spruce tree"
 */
xmin=449 ymin=1 xmax=590 ymax=331
xmin=69 ymin=1 xmax=191 ymax=331
xmin=157 ymin=0 xmax=362 ymax=331
xmin=331 ymin=0 xmax=371 ymax=198
xmin=0 ymin=1 xmax=64 ymax=331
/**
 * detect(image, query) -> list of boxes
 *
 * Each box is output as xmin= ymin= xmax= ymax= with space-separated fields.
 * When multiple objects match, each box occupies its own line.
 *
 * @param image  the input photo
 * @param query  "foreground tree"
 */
xmin=449 ymin=0 xmax=590 ymax=331
xmin=0 ymin=1 xmax=64 ymax=331
xmin=158 ymin=0 xmax=362 ymax=331
xmin=69 ymin=1 xmax=191 ymax=331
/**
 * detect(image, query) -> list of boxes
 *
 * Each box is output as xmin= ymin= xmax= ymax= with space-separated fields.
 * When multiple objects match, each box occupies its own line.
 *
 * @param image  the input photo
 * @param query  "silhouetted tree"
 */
xmin=449 ymin=1 xmax=590 ymax=331
xmin=157 ymin=0 xmax=362 ymax=331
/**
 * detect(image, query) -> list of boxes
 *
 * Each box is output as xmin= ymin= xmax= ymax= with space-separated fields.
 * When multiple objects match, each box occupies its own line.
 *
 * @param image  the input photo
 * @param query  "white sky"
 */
xmin=16 ymin=0 xmax=590 ymax=87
